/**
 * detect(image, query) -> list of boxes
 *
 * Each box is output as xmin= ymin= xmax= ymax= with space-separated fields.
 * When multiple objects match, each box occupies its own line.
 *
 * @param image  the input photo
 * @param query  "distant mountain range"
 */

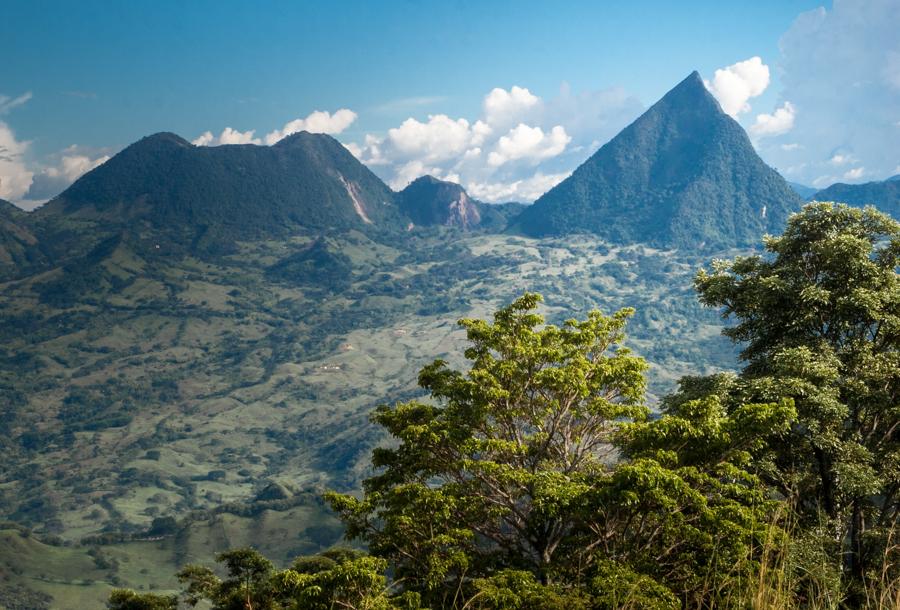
xmin=810 ymin=175 xmax=899 ymax=216
xmin=5 ymin=70 xmax=894 ymax=270
xmin=788 ymin=182 xmax=818 ymax=198
xmin=511 ymin=71 xmax=804 ymax=249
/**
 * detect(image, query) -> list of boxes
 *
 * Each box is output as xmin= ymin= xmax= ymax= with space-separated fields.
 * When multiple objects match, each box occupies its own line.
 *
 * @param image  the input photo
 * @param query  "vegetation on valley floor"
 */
xmin=108 ymin=204 xmax=899 ymax=609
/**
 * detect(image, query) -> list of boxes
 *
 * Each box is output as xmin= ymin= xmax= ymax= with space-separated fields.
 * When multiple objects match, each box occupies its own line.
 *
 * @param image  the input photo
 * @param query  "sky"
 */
xmin=1 ymin=0 xmax=898 ymax=208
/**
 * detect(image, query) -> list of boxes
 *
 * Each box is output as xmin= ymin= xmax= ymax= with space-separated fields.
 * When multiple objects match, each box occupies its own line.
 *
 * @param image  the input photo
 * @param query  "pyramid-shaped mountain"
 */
xmin=40 ymin=131 xmax=405 ymax=244
xmin=512 ymin=71 xmax=804 ymax=248
xmin=811 ymin=178 xmax=899 ymax=218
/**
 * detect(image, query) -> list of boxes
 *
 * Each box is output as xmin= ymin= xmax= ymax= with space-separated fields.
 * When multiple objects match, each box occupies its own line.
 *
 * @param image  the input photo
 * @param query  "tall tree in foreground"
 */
xmin=695 ymin=202 xmax=900 ymax=605
xmin=327 ymin=294 xmax=791 ymax=608
xmin=329 ymin=295 xmax=648 ymax=593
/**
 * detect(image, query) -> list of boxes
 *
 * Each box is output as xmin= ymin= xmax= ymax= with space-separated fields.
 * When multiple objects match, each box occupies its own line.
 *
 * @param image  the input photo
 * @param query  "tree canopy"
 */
xmin=695 ymin=202 xmax=900 ymax=604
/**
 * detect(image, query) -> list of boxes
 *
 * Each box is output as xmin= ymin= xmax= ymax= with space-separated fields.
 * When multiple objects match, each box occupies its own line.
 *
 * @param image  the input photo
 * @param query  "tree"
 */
xmin=178 ymin=547 xmax=276 ymax=610
xmin=274 ymin=548 xmax=413 ymax=610
xmin=328 ymin=294 xmax=647 ymax=601
xmin=694 ymin=203 xmax=900 ymax=603
xmin=106 ymin=589 xmax=178 ymax=610
xmin=327 ymin=293 xmax=789 ymax=607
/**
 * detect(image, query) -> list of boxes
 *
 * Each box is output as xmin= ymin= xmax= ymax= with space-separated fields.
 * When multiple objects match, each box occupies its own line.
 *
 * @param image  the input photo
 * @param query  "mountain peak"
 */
xmin=398 ymin=175 xmax=481 ymax=229
xmin=657 ymin=70 xmax=722 ymax=115
xmin=139 ymin=132 xmax=193 ymax=147
xmin=512 ymin=72 xmax=802 ymax=248
xmin=272 ymin=130 xmax=328 ymax=147
xmin=43 ymin=128 xmax=405 ymax=250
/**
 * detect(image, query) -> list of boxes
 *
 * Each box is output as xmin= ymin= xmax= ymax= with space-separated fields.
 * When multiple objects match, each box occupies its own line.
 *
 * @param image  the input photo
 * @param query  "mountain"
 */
xmin=511 ymin=71 xmax=804 ymax=249
xmin=788 ymin=181 xmax=818 ymax=198
xmin=398 ymin=175 xmax=482 ymax=229
xmin=811 ymin=177 xmax=899 ymax=217
xmin=0 ymin=199 xmax=43 ymax=275
xmin=38 ymin=131 xmax=406 ymax=251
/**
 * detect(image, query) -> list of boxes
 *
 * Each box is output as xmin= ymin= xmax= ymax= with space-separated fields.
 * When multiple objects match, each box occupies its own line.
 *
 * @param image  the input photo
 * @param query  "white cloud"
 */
xmin=483 ymin=86 xmax=541 ymax=127
xmin=193 ymin=127 xmax=261 ymax=146
xmin=781 ymin=143 xmax=802 ymax=151
xmin=24 ymin=145 xmax=111 ymax=200
xmin=0 ymin=122 xmax=33 ymax=201
xmin=750 ymin=102 xmax=796 ymax=138
xmin=344 ymin=82 xmax=642 ymax=203
xmin=193 ymin=109 xmax=358 ymax=147
xmin=343 ymin=141 xmax=363 ymax=159
xmin=264 ymin=109 xmax=357 ymax=144
xmin=58 ymin=152 xmax=110 ymax=181
xmin=843 ymin=167 xmax=865 ymax=180
xmin=0 ymin=92 xmax=32 ymax=115
xmin=385 ymin=115 xmax=485 ymax=162
xmin=704 ymin=57 xmax=770 ymax=117
xmin=467 ymin=172 xmax=569 ymax=203
xmin=487 ymin=124 xmax=570 ymax=166
xmin=757 ymin=0 xmax=900 ymax=185
xmin=829 ymin=153 xmax=856 ymax=165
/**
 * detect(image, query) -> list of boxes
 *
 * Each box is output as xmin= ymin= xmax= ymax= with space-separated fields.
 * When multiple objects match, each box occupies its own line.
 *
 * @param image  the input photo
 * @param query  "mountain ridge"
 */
xmin=811 ymin=177 xmax=899 ymax=216
xmin=510 ymin=71 xmax=804 ymax=248
xmin=37 ymin=131 xmax=407 ymax=252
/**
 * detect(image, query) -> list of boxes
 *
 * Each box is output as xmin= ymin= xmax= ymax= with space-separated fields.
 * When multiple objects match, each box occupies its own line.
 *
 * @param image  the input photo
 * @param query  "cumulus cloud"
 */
xmin=24 ymin=145 xmax=110 ymax=201
xmin=0 ymin=122 xmax=33 ymax=201
xmin=483 ymin=86 xmax=541 ymax=127
xmin=385 ymin=115 xmax=489 ymax=162
xmin=487 ymin=124 xmax=570 ymax=166
xmin=705 ymin=57 xmax=770 ymax=117
xmin=467 ymin=172 xmax=570 ymax=203
xmin=755 ymin=0 xmax=900 ymax=186
xmin=750 ymin=102 xmax=796 ymax=138
xmin=345 ymin=83 xmax=643 ymax=201
xmin=264 ymin=109 xmax=357 ymax=144
xmin=193 ymin=127 xmax=261 ymax=146
xmin=192 ymin=109 xmax=358 ymax=147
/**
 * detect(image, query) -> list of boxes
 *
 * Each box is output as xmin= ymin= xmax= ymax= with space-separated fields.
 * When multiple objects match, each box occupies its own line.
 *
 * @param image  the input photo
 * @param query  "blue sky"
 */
xmin=2 ymin=0 xmax=898 ymax=206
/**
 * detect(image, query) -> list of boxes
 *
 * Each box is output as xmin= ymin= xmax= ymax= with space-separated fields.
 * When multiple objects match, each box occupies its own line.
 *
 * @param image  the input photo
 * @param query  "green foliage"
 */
xmin=106 ymin=589 xmax=178 ymax=610
xmin=328 ymin=293 xmax=785 ymax=607
xmin=468 ymin=570 xmax=589 ymax=609
xmin=695 ymin=202 xmax=900 ymax=604
xmin=589 ymin=561 xmax=679 ymax=610
xmin=178 ymin=547 xmax=276 ymax=609
xmin=329 ymin=294 xmax=648 ymax=595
